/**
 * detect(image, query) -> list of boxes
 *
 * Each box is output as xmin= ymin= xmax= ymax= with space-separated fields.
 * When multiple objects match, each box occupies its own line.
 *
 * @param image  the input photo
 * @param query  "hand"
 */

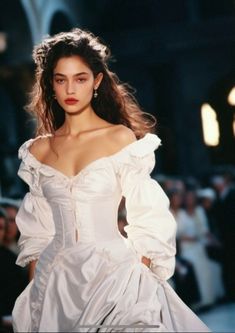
xmin=141 ymin=256 xmax=151 ymax=268
xmin=28 ymin=259 xmax=38 ymax=281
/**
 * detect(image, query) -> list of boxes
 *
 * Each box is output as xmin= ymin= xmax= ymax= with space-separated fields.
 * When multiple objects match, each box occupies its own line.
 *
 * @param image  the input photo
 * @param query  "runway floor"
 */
xmin=198 ymin=302 xmax=235 ymax=332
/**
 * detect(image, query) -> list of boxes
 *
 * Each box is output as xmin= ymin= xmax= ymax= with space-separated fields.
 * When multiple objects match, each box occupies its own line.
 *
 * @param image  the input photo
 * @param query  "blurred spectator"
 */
xmin=0 ymin=198 xmax=20 ymax=255
xmin=169 ymin=188 xmax=201 ymax=307
xmin=162 ymin=177 xmax=185 ymax=194
xmin=211 ymin=172 xmax=235 ymax=301
xmin=197 ymin=188 xmax=217 ymax=234
xmin=197 ymin=188 xmax=222 ymax=262
xmin=175 ymin=190 xmax=224 ymax=309
xmin=0 ymin=207 xmax=27 ymax=330
xmin=168 ymin=187 xmax=185 ymax=220
xmin=173 ymin=256 xmax=200 ymax=307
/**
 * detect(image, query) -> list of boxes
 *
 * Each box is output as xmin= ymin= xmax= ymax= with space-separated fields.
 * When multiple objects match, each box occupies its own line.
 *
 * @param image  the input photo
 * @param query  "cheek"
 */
xmin=53 ymin=84 xmax=63 ymax=95
xmin=77 ymin=84 xmax=94 ymax=101
xmin=81 ymin=81 xmax=94 ymax=94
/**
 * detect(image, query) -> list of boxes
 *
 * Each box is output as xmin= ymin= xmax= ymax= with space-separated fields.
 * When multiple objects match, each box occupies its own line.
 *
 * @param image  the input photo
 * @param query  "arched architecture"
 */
xmin=0 ymin=0 xmax=235 ymax=196
xmin=0 ymin=0 xmax=81 ymax=196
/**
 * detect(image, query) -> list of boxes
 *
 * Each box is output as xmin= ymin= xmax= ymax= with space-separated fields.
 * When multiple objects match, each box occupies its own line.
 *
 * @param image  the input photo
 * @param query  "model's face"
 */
xmin=52 ymin=55 xmax=103 ymax=114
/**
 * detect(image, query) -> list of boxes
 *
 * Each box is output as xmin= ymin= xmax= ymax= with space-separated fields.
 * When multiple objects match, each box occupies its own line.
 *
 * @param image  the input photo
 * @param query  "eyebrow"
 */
xmin=53 ymin=72 xmax=89 ymax=77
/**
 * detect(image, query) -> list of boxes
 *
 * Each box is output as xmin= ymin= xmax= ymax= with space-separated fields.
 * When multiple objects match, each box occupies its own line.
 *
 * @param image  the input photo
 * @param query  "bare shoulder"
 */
xmin=28 ymin=136 xmax=50 ymax=161
xmin=108 ymin=125 xmax=137 ymax=151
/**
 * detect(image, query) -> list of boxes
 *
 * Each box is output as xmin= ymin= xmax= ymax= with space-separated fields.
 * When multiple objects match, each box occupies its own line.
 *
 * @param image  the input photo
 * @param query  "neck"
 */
xmin=60 ymin=105 xmax=100 ymax=137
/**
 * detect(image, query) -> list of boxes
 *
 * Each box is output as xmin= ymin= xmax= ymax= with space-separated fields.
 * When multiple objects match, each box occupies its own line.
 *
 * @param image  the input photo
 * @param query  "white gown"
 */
xmin=12 ymin=133 xmax=210 ymax=332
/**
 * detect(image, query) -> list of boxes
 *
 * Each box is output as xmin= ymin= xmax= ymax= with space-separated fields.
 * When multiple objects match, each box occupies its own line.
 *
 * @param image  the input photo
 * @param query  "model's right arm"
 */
xmin=15 ymin=192 xmax=55 ymax=270
xmin=15 ymin=138 xmax=55 ymax=278
xmin=29 ymin=259 xmax=38 ymax=281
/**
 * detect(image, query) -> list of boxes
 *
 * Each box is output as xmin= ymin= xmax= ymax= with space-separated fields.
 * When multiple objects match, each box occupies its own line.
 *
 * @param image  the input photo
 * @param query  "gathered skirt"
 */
xmin=12 ymin=241 xmax=210 ymax=332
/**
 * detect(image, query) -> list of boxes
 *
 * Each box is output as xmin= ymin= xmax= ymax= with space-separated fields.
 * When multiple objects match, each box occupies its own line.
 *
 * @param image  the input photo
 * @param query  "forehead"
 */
xmin=53 ymin=55 xmax=92 ymax=74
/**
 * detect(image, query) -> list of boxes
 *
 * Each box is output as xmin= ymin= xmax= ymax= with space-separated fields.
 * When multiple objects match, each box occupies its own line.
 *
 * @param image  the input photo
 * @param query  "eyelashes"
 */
xmin=54 ymin=78 xmax=87 ymax=84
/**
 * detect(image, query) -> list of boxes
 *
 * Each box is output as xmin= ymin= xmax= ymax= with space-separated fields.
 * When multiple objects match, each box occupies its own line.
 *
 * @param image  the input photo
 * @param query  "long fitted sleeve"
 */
xmin=117 ymin=135 xmax=177 ymax=281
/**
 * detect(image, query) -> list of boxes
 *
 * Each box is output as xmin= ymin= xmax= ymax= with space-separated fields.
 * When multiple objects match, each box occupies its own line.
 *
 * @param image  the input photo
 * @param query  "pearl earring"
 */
xmin=94 ymin=89 xmax=98 ymax=98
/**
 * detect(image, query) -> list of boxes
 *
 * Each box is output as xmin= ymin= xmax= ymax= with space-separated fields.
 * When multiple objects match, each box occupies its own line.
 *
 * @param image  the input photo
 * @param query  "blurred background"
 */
xmin=0 ymin=0 xmax=235 ymax=332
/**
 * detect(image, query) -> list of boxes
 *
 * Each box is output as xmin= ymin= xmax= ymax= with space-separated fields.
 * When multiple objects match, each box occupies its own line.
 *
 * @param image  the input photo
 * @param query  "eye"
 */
xmin=76 ymin=78 xmax=86 ymax=83
xmin=55 ymin=79 xmax=65 ymax=84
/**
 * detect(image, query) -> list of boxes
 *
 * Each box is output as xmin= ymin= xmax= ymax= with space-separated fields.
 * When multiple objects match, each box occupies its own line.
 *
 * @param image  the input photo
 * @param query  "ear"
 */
xmin=94 ymin=72 xmax=103 ymax=89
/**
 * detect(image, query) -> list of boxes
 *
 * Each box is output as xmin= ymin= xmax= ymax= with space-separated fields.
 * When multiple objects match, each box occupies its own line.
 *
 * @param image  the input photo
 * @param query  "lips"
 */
xmin=64 ymin=98 xmax=79 ymax=105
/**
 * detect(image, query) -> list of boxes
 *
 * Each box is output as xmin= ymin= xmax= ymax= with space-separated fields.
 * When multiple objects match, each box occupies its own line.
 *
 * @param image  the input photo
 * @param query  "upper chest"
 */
xmin=31 ymin=135 xmax=120 ymax=178
xmin=37 ymin=156 xmax=121 ymax=203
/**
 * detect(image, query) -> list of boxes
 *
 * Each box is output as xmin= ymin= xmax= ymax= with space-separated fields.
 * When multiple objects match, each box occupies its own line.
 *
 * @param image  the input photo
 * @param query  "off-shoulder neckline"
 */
xmin=20 ymin=132 xmax=161 ymax=181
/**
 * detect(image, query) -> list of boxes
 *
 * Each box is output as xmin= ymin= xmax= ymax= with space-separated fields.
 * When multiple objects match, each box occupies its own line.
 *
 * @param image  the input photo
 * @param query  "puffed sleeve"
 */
xmin=15 ymin=139 xmax=55 ymax=267
xmin=118 ymin=133 xmax=177 ymax=281
xmin=15 ymin=192 xmax=55 ymax=267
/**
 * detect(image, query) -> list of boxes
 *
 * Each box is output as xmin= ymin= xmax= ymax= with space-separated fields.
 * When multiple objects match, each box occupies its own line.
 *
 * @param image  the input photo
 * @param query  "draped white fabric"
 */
xmin=12 ymin=133 xmax=210 ymax=332
xmin=16 ymin=192 xmax=55 ymax=267
xmin=119 ymin=151 xmax=177 ymax=281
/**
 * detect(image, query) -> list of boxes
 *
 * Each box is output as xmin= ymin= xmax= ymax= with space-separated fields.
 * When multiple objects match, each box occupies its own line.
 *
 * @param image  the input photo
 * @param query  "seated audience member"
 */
xmin=197 ymin=188 xmax=222 ymax=262
xmin=211 ymin=172 xmax=235 ymax=301
xmin=173 ymin=255 xmax=200 ymax=307
xmin=175 ymin=189 xmax=224 ymax=309
xmin=168 ymin=189 xmax=200 ymax=307
xmin=0 ymin=207 xmax=27 ymax=330
xmin=0 ymin=198 xmax=21 ymax=255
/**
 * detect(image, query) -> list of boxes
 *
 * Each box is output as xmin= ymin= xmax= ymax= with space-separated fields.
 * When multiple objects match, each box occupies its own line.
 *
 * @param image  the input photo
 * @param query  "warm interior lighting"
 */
xmin=201 ymin=103 xmax=220 ymax=146
xmin=0 ymin=32 xmax=7 ymax=53
xmin=233 ymin=115 xmax=235 ymax=137
xmin=228 ymin=86 xmax=235 ymax=106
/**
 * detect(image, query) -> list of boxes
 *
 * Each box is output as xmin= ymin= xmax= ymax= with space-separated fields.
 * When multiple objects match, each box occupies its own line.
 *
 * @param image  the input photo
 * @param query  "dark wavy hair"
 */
xmin=26 ymin=28 xmax=157 ymax=139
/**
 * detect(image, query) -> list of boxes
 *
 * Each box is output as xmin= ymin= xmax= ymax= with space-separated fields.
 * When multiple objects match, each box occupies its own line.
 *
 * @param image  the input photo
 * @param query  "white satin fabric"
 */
xmin=12 ymin=133 xmax=210 ymax=332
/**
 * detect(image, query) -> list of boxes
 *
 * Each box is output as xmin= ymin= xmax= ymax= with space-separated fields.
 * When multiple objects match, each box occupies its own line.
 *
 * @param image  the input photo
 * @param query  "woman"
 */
xmin=12 ymin=28 xmax=210 ymax=332
xmin=168 ymin=188 xmax=201 ymax=307
xmin=176 ymin=190 xmax=224 ymax=309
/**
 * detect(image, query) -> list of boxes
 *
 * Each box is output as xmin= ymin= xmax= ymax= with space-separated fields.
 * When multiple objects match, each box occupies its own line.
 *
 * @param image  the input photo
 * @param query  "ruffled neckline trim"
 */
xmin=18 ymin=132 xmax=162 ymax=181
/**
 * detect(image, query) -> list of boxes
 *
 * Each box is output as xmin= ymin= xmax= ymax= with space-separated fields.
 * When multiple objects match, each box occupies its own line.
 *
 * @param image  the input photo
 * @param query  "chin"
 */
xmin=64 ymin=105 xmax=87 ymax=115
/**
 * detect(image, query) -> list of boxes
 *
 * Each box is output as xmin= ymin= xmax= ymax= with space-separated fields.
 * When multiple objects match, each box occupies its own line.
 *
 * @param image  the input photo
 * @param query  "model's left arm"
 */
xmin=118 ymin=142 xmax=177 ymax=281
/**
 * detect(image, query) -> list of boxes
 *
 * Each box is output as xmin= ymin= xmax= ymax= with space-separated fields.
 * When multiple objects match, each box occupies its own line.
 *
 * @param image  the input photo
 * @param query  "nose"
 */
xmin=66 ymin=80 xmax=75 ymax=95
